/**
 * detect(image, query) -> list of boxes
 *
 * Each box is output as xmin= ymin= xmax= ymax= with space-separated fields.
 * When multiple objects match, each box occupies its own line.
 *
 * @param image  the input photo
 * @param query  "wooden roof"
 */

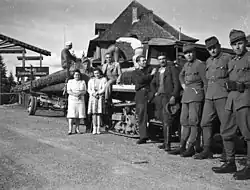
xmin=93 ymin=0 xmax=198 ymax=42
xmin=0 ymin=33 xmax=51 ymax=56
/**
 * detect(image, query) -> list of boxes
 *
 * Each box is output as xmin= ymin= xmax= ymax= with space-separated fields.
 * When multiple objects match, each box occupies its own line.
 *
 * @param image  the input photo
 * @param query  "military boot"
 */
xmin=220 ymin=148 xmax=227 ymax=162
xmin=233 ymin=165 xmax=250 ymax=180
xmin=212 ymin=160 xmax=237 ymax=173
xmin=158 ymin=142 xmax=171 ymax=152
xmin=194 ymin=146 xmax=213 ymax=160
xmin=180 ymin=143 xmax=195 ymax=157
xmin=168 ymin=140 xmax=186 ymax=155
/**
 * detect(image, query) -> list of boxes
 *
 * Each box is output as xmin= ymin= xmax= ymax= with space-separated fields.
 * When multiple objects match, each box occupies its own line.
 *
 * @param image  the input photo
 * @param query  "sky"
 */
xmin=0 ymin=0 xmax=250 ymax=77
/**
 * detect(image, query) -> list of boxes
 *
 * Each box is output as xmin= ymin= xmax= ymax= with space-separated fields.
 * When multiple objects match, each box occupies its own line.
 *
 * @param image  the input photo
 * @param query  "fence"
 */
xmin=0 ymin=92 xmax=29 ymax=107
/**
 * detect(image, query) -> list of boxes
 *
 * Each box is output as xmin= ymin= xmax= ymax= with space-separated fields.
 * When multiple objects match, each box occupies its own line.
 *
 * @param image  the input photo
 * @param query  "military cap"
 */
xmin=183 ymin=43 xmax=195 ymax=53
xmin=165 ymin=102 xmax=180 ymax=115
xmin=229 ymin=29 xmax=246 ymax=44
xmin=205 ymin=36 xmax=220 ymax=49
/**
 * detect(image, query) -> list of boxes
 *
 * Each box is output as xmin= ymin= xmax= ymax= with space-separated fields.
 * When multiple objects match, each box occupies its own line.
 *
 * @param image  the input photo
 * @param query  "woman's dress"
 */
xmin=67 ymin=79 xmax=86 ymax=119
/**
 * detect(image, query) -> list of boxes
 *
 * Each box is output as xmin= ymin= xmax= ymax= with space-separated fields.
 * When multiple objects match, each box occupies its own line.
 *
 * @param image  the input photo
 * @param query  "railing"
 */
xmin=0 ymin=92 xmax=20 ymax=105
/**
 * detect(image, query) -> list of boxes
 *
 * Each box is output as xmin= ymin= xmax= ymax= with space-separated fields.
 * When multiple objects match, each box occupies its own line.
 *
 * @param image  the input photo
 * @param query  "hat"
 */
xmin=165 ymin=102 xmax=180 ymax=115
xmin=183 ymin=43 xmax=195 ymax=53
xmin=65 ymin=41 xmax=72 ymax=46
xmin=229 ymin=29 xmax=246 ymax=44
xmin=205 ymin=36 xmax=220 ymax=49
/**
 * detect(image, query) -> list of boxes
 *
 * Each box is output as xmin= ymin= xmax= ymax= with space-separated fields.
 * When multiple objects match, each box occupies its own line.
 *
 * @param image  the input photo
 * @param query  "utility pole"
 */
xmin=179 ymin=27 xmax=182 ymax=41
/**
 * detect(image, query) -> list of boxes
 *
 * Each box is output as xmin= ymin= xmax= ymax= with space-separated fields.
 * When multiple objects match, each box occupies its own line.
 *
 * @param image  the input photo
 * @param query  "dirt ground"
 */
xmin=0 ymin=105 xmax=250 ymax=190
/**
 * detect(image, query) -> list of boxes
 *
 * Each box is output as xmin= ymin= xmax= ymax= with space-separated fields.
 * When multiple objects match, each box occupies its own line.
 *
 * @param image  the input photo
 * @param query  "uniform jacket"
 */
xmin=133 ymin=67 xmax=154 ymax=104
xmin=225 ymin=51 xmax=250 ymax=111
xmin=61 ymin=48 xmax=77 ymax=69
xmin=102 ymin=62 xmax=122 ymax=81
xmin=205 ymin=53 xmax=231 ymax=100
xmin=179 ymin=59 xmax=207 ymax=103
xmin=151 ymin=65 xmax=181 ymax=100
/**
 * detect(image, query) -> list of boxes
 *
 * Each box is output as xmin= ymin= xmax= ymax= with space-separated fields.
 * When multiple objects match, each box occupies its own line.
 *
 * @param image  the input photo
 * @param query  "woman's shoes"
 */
xmin=68 ymin=131 xmax=73 ymax=135
xmin=75 ymin=127 xmax=81 ymax=134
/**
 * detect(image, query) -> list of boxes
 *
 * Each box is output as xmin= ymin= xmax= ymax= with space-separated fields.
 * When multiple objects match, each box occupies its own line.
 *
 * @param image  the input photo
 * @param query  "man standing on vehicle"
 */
xmin=169 ymin=43 xmax=207 ymax=157
xmin=151 ymin=53 xmax=181 ymax=151
xmin=133 ymin=55 xmax=156 ymax=144
xmin=61 ymin=41 xmax=77 ymax=82
xmin=212 ymin=29 xmax=250 ymax=180
xmin=194 ymin=36 xmax=231 ymax=160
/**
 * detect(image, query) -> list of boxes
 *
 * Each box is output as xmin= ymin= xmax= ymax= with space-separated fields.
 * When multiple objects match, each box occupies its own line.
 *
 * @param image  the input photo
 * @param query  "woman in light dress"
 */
xmin=88 ymin=68 xmax=107 ymax=134
xmin=67 ymin=69 xmax=87 ymax=135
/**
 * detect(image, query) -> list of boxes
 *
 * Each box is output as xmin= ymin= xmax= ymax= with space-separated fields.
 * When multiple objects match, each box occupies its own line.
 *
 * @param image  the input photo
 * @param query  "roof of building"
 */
xmin=0 ymin=33 xmax=51 ymax=56
xmin=95 ymin=23 xmax=112 ymax=35
xmin=93 ymin=0 xmax=198 ymax=42
xmin=124 ymin=12 xmax=177 ymax=42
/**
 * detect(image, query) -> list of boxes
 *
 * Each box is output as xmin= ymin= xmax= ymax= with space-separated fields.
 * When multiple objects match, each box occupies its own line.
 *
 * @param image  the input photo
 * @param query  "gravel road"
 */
xmin=0 ymin=105 xmax=249 ymax=190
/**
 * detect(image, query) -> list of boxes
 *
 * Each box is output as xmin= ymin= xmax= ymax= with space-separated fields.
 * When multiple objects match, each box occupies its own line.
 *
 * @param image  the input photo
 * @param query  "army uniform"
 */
xmin=175 ymin=44 xmax=207 ymax=157
xmin=133 ymin=67 xmax=154 ymax=143
xmin=212 ymin=29 xmax=250 ymax=180
xmin=194 ymin=37 xmax=231 ymax=159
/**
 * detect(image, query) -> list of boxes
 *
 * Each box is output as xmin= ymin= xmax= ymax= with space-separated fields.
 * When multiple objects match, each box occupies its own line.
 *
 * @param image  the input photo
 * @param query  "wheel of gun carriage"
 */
xmin=27 ymin=96 xmax=37 ymax=116
xmin=112 ymin=106 xmax=139 ymax=138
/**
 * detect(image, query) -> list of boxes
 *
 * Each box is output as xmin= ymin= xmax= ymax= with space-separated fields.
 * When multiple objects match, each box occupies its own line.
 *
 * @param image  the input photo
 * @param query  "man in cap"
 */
xmin=151 ymin=53 xmax=181 ymax=151
xmin=212 ymin=29 xmax=250 ymax=180
xmin=133 ymin=55 xmax=156 ymax=144
xmin=194 ymin=36 xmax=231 ymax=160
xmin=169 ymin=43 xmax=207 ymax=157
xmin=61 ymin=41 xmax=77 ymax=81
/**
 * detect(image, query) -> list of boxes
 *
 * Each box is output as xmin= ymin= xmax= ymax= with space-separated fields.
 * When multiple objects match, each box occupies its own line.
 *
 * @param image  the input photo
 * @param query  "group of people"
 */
xmin=133 ymin=29 xmax=250 ymax=180
xmin=61 ymin=42 xmax=122 ymax=135
xmin=61 ymin=28 xmax=250 ymax=180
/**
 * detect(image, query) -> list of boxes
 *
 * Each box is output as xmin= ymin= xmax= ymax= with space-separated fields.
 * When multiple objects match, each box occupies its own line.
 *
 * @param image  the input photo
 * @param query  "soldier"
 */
xmin=61 ymin=41 xmax=77 ymax=81
xmin=169 ymin=43 xmax=207 ymax=157
xmin=151 ymin=53 xmax=181 ymax=151
xmin=212 ymin=29 xmax=250 ymax=180
xmin=133 ymin=55 xmax=156 ymax=144
xmin=194 ymin=36 xmax=231 ymax=160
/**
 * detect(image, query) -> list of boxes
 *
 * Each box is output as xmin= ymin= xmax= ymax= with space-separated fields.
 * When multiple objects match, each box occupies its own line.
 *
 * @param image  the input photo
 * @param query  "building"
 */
xmin=87 ymin=0 xmax=198 ymax=64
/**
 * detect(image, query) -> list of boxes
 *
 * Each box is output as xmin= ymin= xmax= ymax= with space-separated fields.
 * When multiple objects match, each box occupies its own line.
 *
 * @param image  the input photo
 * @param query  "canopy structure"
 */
xmin=0 ymin=33 xmax=51 ymax=68
xmin=0 ymin=33 xmax=51 ymax=55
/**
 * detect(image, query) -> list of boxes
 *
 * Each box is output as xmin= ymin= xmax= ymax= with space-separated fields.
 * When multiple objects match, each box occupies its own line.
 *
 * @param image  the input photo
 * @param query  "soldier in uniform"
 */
xmin=151 ymin=53 xmax=181 ymax=151
xmin=133 ymin=55 xmax=156 ymax=144
xmin=212 ymin=29 xmax=250 ymax=180
xmin=194 ymin=36 xmax=231 ymax=160
xmin=169 ymin=43 xmax=207 ymax=157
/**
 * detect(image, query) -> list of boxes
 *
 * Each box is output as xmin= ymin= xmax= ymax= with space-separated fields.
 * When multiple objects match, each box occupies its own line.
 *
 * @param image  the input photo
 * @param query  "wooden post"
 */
xmin=30 ymin=64 xmax=33 ymax=93
xmin=175 ymin=45 xmax=179 ymax=65
xmin=40 ymin=53 xmax=42 ymax=67
xmin=21 ymin=48 xmax=26 ymax=82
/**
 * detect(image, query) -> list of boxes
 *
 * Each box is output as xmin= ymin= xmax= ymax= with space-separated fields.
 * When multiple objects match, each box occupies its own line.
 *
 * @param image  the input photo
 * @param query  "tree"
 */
xmin=8 ymin=71 xmax=16 ymax=88
xmin=0 ymin=55 xmax=9 ymax=105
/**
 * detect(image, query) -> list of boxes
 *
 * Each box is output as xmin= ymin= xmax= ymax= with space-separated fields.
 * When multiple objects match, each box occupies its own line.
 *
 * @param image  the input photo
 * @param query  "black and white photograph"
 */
xmin=0 ymin=0 xmax=250 ymax=189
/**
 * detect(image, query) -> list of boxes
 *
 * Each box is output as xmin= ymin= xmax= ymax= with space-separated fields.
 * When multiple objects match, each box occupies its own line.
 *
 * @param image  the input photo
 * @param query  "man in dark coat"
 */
xmin=151 ymin=53 xmax=181 ymax=151
xmin=212 ymin=29 xmax=250 ymax=180
xmin=194 ymin=36 xmax=231 ymax=160
xmin=133 ymin=55 xmax=156 ymax=144
xmin=169 ymin=43 xmax=207 ymax=157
